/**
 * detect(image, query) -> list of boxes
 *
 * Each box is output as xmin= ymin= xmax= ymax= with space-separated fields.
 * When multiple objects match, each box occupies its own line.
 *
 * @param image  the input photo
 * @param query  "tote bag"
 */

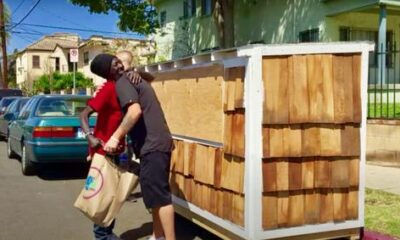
xmin=74 ymin=153 xmax=138 ymax=227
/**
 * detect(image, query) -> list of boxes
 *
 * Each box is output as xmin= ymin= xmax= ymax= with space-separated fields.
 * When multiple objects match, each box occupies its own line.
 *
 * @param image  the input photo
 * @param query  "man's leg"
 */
xmin=155 ymin=204 xmax=175 ymax=240
xmin=93 ymin=220 xmax=115 ymax=240
xmin=152 ymin=208 xmax=164 ymax=238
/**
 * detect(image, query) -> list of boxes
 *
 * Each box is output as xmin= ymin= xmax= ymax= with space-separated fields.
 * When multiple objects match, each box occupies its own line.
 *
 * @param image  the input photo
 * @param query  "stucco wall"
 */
xmin=78 ymin=45 xmax=106 ymax=86
xmin=367 ymin=121 xmax=400 ymax=166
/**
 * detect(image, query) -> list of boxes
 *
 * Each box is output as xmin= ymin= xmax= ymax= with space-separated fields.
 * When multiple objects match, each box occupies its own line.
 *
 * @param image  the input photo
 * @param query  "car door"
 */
xmin=9 ymin=98 xmax=37 ymax=155
xmin=0 ymin=100 xmax=17 ymax=136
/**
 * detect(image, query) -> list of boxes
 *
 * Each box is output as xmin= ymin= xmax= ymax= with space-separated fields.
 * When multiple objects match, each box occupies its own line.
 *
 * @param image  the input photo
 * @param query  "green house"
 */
xmin=154 ymin=0 xmax=400 ymax=85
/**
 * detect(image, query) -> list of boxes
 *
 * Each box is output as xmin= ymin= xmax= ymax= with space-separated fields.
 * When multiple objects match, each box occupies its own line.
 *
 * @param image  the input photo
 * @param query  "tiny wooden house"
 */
xmin=142 ymin=42 xmax=373 ymax=240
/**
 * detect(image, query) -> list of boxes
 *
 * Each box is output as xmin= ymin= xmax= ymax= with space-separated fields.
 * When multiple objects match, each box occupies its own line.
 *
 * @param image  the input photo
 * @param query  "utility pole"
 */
xmin=0 ymin=0 xmax=8 ymax=89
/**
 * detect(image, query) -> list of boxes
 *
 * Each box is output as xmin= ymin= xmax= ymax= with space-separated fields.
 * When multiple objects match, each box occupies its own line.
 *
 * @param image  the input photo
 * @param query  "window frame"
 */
xmin=299 ymin=28 xmax=320 ymax=43
xmin=201 ymin=0 xmax=213 ymax=16
xmin=32 ymin=55 xmax=40 ymax=69
xmin=83 ymin=52 xmax=89 ymax=65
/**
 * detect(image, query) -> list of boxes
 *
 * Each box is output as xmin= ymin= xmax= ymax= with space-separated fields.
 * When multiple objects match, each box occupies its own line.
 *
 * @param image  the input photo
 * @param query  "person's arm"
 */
xmin=80 ymin=106 xmax=101 ymax=148
xmin=103 ymin=103 xmax=142 ymax=152
xmin=126 ymin=69 xmax=155 ymax=84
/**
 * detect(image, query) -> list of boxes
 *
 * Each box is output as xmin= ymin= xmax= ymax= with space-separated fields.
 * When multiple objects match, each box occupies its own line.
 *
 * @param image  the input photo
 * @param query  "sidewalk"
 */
xmin=366 ymin=164 xmax=400 ymax=195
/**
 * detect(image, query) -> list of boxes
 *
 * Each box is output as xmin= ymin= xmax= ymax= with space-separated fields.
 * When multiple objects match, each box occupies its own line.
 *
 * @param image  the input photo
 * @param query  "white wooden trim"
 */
xmin=359 ymin=49 xmax=370 ymax=226
xmin=172 ymin=195 xmax=247 ymax=239
xmin=237 ymin=42 xmax=375 ymax=57
xmin=244 ymin=52 xmax=264 ymax=240
xmin=259 ymin=221 xmax=362 ymax=239
xmin=151 ymin=61 xmax=223 ymax=74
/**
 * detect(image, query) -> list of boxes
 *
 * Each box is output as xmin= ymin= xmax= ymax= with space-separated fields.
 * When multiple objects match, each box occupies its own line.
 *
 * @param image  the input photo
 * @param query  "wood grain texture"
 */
xmin=183 ymin=177 xmax=193 ymax=202
xmin=175 ymin=140 xmax=185 ymax=174
xmin=194 ymin=144 xmax=209 ymax=184
xmin=302 ymin=158 xmax=315 ymax=190
xmin=231 ymin=110 xmax=245 ymax=157
xmin=234 ymin=67 xmax=245 ymax=109
xmin=331 ymin=158 xmax=350 ymax=188
xmin=289 ymin=159 xmax=303 ymax=190
xmin=352 ymin=54 xmax=362 ymax=123
xmin=222 ymin=190 xmax=233 ymax=221
xmin=348 ymin=188 xmax=359 ymax=220
xmin=304 ymin=190 xmax=320 ymax=224
xmin=319 ymin=188 xmax=334 ymax=223
xmin=263 ymin=160 xmax=277 ymax=192
xmin=289 ymin=55 xmax=309 ymax=123
xmin=320 ymin=124 xmax=341 ymax=156
xmin=224 ymin=113 xmax=233 ymax=155
xmin=277 ymin=191 xmax=289 ymax=227
xmin=232 ymin=193 xmax=245 ymax=226
xmin=213 ymin=148 xmax=223 ymax=188
xmin=262 ymin=57 xmax=289 ymax=124
xmin=302 ymin=124 xmax=321 ymax=157
xmin=224 ymin=69 xmax=237 ymax=112
xmin=269 ymin=125 xmax=284 ymax=157
xmin=333 ymin=55 xmax=354 ymax=123
xmin=333 ymin=188 xmax=348 ymax=222
xmin=288 ymin=190 xmax=305 ymax=227
xmin=315 ymin=157 xmax=331 ymax=188
xmin=321 ymin=54 xmax=335 ymax=122
xmin=307 ymin=54 xmax=326 ymax=123
xmin=220 ymin=154 xmax=244 ymax=194
xmin=263 ymin=193 xmax=278 ymax=229
xmin=263 ymin=126 xmax=270 ymax=158
xmin=188 ymin=143 xmax=197 ymax=177
xmin=283 ymin=125 xmax=302 ymax=157
xmin=349 ymin=157 xmax=360 ymax=187
xmin=341 ymin=124 xmax=360 ymax=156
xmin=276 ymin=158 xmax=289 ymax=191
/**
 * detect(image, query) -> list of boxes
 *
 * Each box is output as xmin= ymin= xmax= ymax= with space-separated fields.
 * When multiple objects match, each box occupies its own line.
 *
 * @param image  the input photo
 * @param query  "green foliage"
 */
xmin=33 ymin=72 xmax=94 ymax=93
xmin=70 ymin=0 xmax=159 ymax=35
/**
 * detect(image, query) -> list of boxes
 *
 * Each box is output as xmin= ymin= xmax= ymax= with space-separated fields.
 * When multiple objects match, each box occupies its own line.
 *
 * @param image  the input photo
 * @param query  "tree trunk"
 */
xmin=214 ymin=0 xmax=234 ymax=49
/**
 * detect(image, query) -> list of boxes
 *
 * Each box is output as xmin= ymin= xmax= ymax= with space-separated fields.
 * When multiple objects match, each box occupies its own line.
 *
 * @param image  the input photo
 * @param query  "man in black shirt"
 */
xmin=104 ymin=57 xmax=175 ymax=240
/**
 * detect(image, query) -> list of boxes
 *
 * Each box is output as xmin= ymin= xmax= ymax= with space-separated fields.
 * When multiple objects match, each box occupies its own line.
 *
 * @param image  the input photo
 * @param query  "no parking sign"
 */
xmin=70 ymin=49 xmax=79 ymax=63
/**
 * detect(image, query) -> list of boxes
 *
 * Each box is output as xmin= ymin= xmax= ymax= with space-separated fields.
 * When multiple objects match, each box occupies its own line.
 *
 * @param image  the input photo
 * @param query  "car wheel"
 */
xmin=6 ymin=137 xmax=17 ymax=158
xmin=21 ymin=144 xmax=35 ymax=176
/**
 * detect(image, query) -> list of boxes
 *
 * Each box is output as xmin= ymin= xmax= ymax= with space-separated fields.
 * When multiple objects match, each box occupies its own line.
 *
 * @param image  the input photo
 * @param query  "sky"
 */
xmin=5 ymin=0 xmax=146 ymax=54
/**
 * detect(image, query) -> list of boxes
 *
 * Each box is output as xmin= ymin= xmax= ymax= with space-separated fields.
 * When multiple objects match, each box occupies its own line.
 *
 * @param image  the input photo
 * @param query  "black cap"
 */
xmin=90 ymin=53 xmax=115 ymax=79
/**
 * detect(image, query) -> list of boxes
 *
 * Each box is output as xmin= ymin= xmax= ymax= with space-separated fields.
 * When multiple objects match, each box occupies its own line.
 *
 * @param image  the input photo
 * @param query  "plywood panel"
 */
xmin=319 ymin=189 xmax=334 ymax=223
xmin=352 ymin=54 xmax=362 ymax=123
xmin=224 ymin=69 xmax=236 ymax=112
xmin=333 ymin=55 xmax=354 ymax=123
xmin=288 ymin=190 xmax=305 ymax=227
xmin=333 ymin=188 xmax=348 ymax=222
xmin=262 ymin=57 xmax=289 ymax=124
xmin=331 ymin=158 xmax=350 ymax=188
xmin=289 ymin=55 xmax=309 ymax=123
xmin=315 ymin=158 xmax=331 ymax=188
xmin=302 ymin=124 xmax=321 ymax=156
xmin=231 ymin=110 xmax=245 ymax=157
xmin=152 ymin=65 xmax=224 ymax=142
xmin=263 ymin=193 xmax=278 ymax=229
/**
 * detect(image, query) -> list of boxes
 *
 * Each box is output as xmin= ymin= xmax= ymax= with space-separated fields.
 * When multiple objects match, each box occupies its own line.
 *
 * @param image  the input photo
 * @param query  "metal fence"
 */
xmin=368 ymin=46 xmax=400 ymax=119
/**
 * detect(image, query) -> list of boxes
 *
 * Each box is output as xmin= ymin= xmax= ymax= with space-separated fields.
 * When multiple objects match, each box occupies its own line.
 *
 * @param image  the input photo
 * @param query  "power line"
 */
xmin=13 ymin=22 xmax=144 ymax=38
xmin=9 ymin=0 xmax=41 ymax=30
xmin=11 ymin=0 xmax=26 ymax=16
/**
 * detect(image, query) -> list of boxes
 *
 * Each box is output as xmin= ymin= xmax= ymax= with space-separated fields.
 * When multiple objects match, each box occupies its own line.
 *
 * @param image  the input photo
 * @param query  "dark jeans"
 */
xmin=93 ymin=220 xmax=115 ymax=240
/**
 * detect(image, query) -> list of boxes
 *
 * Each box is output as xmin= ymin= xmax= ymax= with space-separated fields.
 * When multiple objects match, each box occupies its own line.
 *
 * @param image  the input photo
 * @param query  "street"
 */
xmin=0 ymin=141 xmax=220 ymax=240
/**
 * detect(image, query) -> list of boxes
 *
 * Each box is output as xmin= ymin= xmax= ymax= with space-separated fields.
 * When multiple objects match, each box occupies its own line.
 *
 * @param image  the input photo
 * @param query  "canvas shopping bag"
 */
xmin=74 ymin=153 xmax=138 ymax=227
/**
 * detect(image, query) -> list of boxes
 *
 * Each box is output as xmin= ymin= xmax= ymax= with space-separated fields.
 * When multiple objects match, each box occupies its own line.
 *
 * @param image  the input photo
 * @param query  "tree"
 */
xmin=70 ymin=0 xmax=159 ymax=35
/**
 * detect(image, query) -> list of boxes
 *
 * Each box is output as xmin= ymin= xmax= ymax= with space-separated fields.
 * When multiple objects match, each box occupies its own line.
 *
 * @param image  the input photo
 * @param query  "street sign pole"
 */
xmin=69 ymin=48 xmax=79 ymax=94
xmin=73 ymin=62 xmax=76 ymax=94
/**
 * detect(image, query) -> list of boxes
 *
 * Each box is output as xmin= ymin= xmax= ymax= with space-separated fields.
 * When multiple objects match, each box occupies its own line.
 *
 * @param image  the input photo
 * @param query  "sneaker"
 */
xmin=108 ymin=233 xmax=122 ymax=240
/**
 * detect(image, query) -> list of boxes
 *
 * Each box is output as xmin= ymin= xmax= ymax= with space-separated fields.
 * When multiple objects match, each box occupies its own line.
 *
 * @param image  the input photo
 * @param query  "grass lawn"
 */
xmin=368 ymin=103 xmax=400 ymax=118
xmin=365 ymin=188 xmax=400 ymax=238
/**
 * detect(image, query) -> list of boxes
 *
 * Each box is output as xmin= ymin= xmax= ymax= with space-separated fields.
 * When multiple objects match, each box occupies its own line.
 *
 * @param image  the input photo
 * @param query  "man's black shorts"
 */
xmin=139 ymin=151 xmax=172 ymax=209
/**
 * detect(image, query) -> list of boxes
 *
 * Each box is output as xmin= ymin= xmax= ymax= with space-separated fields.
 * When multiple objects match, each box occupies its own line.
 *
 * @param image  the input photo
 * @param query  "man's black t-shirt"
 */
xmin=115 ymin=74 xmax=173 ymax=157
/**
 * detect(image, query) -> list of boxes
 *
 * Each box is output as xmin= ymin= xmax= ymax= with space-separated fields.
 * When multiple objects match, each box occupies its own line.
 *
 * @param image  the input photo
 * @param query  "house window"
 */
xmin=201 ymin=0 xmax=213 ymax=16
xmin=160 ymin=11 xmax=167 ymax=28
xmin=32 ymin=55 xmax=40 ymax=68
xmin=68 ymin=53 xmax=74 ymax=72
xmin=339 ymin=27 xmax=394 ymax=67
xmin=299 ymin=28 xmax=319 ymax=43
xmin=84 ymin=52 xmax=89 ymax=65
xmin=183 ymin=0 xmax=196 ymax=18
xmin=55 ymin=57 xmax=60 ymax=71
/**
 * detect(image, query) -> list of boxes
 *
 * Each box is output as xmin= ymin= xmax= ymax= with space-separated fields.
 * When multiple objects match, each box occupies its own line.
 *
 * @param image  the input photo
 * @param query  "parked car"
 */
xmin=0 ymin=97 xmax=20 ymax=116
xmin=7 ymin=95 xmax=96 ymax=175
xmin=0 ymin=97 xmax=29 ymax=139
xmin=0 ymin=89 xmax=23 ymax=101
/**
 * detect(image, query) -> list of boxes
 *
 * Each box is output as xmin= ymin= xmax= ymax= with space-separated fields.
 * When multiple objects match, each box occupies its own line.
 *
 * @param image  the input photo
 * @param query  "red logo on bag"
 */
xmin=83 ymin=166 xmax=104 ymax=199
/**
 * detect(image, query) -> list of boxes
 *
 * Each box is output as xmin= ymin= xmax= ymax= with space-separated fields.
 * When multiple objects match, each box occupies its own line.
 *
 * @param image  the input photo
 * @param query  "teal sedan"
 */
xmin=7 ymin=95 xmax=96 ymax=175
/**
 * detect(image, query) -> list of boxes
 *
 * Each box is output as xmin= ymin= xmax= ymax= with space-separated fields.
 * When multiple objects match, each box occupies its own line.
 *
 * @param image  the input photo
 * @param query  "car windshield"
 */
xmin=35 ymin=97 xmax=89 ymax=117
xmin=0 ymin=98 xmax=16 ymax=108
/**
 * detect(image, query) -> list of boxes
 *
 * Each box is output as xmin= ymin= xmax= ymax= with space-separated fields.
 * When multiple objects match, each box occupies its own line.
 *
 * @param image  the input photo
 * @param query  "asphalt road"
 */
xmin=0 ymin=141 xmax=220 ymax=240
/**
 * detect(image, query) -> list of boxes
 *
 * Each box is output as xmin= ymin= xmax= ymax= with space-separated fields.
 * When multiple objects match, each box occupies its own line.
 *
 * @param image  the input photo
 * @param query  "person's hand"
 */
xmin=104 ymin=136 xmax=119 ymax=153
xmin=87 ymin=135 xmax=102 ymax=148
xmin=126 ymin=69 xmax=142 ymax=85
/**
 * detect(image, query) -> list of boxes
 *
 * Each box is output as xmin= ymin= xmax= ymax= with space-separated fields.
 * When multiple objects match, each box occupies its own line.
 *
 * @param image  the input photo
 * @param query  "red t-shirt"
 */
xmin=87 ymin=81 xmax=124 ymax=156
